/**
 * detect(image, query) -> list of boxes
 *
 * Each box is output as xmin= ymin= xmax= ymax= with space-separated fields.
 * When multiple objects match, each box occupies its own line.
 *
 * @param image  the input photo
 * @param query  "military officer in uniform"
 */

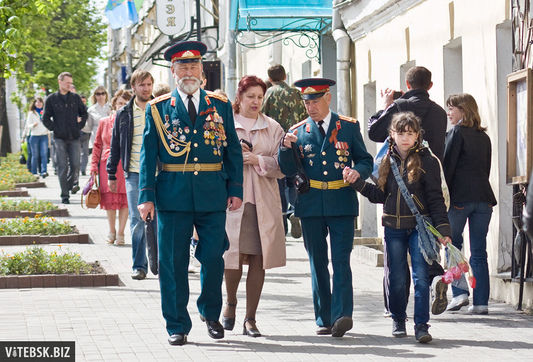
xmin=137 ymin=41 xmax=243 ymax=346
xmin=279 ymin=78 xmax=373 ymax=337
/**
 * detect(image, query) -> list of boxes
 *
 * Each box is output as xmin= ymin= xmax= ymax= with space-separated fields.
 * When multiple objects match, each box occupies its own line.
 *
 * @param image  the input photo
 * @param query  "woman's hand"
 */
xmin=243 ymin=151 xmax=259 ymax=165
xmin=33 ymin=122 xmax=39 ymax=128
xmin=438 ymin=236 xmax=451 ymax=246
xmin=283 ymin=130 xmax=298 ymax=148
xmin=90 ymin=171 xmax=98 ymax=178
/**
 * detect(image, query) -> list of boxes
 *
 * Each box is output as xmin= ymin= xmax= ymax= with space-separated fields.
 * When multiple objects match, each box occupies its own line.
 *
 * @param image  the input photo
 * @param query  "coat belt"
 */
xmin=309 ymin=179 xmax=350 ymax=190
xmin=162 ymin=163 xmax=223 ymax=172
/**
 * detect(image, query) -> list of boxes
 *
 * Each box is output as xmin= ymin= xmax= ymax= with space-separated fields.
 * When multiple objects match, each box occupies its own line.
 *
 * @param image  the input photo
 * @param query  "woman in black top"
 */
xmin=443 ymin=93 xmax=496 ymax=315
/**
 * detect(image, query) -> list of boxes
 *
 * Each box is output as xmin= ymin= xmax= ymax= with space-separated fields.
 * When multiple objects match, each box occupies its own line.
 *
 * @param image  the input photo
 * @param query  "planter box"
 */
xmin=0 ymin=208 xmax=69 ymax=218
xmin=0 ymin=261 xmax=119 ymax=289
xmin=0 ymin=189 xmax=29 ymax=197
xmin=0 ymin=232 xmax=90 ymax=246
xmin=15 ymin=181 xmax=45 ymax=188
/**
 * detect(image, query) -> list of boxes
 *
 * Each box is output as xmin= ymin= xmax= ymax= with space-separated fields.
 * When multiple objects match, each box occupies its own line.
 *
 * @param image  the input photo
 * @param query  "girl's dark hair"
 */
xmin=377 ymin=112 xmax=423 ymax=191
xmin=233 ymin=75 xmax=267 ymax=114
xmin=29 ymin=97 xmax=45 ymax=113
xmin=446 ymin=93 xmax=486 ymax=131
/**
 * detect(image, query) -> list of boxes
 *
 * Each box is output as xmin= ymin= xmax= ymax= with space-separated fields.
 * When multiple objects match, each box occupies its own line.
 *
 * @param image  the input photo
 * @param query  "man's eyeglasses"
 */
xmin=95 ymin=92 xmax=106 ymax=96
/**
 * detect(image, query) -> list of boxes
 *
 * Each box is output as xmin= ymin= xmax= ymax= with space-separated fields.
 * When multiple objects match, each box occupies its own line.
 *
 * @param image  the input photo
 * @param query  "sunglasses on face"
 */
xmin=95 ymin=92 xmax=106 ymax=96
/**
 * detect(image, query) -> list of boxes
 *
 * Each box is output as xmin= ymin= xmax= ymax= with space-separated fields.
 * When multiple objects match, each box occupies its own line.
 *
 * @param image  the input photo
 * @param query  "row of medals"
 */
xmin=164 ymin=118 xmax=186 ymax=151
xmin=336 ymin=149 xmax=349 ymax=162
xmin=203 ymin=115 xmax=227 ymax=156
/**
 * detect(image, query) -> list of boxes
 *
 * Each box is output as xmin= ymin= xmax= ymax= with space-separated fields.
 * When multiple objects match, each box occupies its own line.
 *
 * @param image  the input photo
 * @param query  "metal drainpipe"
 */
xmin=226 ymin=30 xmax=238 ymax=100
xmin=332 ymin=6 xmax=351 ymax=116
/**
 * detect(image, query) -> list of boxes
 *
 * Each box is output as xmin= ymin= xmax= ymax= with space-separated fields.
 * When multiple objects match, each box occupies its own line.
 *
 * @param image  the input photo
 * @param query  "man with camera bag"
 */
xmin=279 ymin=78 xmax=373 ymax=338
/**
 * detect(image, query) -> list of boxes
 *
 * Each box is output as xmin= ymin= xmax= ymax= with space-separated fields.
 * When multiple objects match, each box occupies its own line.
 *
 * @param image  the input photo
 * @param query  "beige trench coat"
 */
xmin=224 ymin=113 xmax=286 ymax=270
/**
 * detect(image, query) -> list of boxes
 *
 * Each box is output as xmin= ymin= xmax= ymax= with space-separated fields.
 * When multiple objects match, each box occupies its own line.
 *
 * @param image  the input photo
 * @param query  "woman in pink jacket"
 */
xmin=90 ymin=90 xmax=132 ymax=245
xmin=222 ymin=75 xmax=286 ymax=337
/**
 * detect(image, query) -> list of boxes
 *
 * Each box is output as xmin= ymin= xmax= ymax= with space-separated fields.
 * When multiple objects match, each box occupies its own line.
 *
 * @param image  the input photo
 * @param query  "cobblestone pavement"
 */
xmin=0 ymin=174 xmax=532 ymax=361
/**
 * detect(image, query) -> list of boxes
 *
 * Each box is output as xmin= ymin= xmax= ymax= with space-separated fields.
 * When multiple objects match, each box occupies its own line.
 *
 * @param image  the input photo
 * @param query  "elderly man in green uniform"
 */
xmin=279 ymin=78 xmax=373 ymax=338
xmin=138 ymin=41 xmax=243 ymax=346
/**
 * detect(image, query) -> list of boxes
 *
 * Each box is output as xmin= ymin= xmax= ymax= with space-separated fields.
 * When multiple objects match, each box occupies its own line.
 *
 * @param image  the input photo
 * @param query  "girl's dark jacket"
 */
xmin=351 ymin=145 xmax=451 ymax=237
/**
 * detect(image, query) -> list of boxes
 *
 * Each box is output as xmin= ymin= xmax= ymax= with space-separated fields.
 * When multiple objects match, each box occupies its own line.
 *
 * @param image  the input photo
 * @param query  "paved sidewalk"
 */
xmin=1 ymin=173 xmax=533 ymax=361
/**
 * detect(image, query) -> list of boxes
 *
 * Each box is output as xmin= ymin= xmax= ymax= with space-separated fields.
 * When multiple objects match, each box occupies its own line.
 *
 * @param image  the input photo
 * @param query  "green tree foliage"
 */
xmin=20 ymin=0 xmax=107 ymax=97
xmin=1 ymin=0 xmax=58 ymax=155
xmin=1 ymin=0 xmax=57 ymax=77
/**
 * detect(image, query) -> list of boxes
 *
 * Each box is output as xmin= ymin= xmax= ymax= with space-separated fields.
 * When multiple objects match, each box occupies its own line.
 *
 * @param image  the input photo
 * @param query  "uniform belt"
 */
xmin=309 ymin=179 xmax=350 ymax=190
xmin=162 ymin=163 xmax=223 ymax=172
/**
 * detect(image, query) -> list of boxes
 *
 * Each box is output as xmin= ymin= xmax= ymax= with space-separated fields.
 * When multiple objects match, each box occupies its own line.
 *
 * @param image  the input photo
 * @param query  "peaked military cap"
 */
xmin=294 ymin=78 xmax=336 ymax=100
xmin=164 ymin=40 xmax=207 ymax=63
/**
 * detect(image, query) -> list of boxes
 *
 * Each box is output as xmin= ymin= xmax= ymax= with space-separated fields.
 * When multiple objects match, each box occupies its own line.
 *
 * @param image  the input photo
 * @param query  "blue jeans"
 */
xmin=29 ymin=135 xmax=48 ymax=175
xmin=448 ymin=202 xmax=493 ymax=306
xmin=53 ymin=138 xmax=80 ymax=200
xmin=384 ymin=227 xmax=430 ymax=325
xmin=125 ymin=172 xmax=148 ymax=273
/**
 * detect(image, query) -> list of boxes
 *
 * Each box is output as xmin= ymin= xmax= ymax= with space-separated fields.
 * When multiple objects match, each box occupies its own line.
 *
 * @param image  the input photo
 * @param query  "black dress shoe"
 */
xmin=131 ymin=269 xmax=146 ymax=280
xmin=206 ymin=320 xmax=224 ymax=339
xmin=222 ymin=315 xmax=235 ymax=331
xmin=71 ymin=185 xmax=80 ymax=194
xmin=316 ymin=326 xmax=332 ymax=335
xmin=331 ymin=316 xmax=353 ymax=337
xmin=242 ymin=318 xmax=261 ymax=338
xmin=222 ymin=302 xmax=237 ymax=330
xmin=168 ymin=333 xmax=187 ymax=346
xmin=61 ymin=199 xmax=70 ymax=204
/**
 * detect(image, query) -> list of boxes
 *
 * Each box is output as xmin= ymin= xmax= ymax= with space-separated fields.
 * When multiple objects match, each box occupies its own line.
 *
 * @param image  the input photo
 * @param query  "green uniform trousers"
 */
xmin=158 ymin=210 xmax=227 ymax=335
xmin=301 ymin=215 xmax=355 ymax=327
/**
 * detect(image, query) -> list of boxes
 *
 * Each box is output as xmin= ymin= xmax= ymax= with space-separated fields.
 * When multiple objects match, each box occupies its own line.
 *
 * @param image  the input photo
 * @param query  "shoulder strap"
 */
xmin=390 ymin=159 xmax=420 ymax=216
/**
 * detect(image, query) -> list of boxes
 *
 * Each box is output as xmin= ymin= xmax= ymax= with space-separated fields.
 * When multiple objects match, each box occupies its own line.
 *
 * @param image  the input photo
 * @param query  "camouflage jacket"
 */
xmin=261 ymin=81 xmax=307 ymax=131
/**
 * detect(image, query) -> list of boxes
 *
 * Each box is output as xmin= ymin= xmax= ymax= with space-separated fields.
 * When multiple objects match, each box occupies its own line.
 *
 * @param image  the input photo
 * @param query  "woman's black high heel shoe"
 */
xmin=221 ymin=302 xmax=237 ymax=331
xmin=243 ymin=318 xmax=261 ymax=337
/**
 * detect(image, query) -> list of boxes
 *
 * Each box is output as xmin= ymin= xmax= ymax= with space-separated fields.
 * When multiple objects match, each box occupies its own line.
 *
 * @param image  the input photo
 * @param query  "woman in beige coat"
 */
xmin=223 ymin=75 xmax=286 ymax=337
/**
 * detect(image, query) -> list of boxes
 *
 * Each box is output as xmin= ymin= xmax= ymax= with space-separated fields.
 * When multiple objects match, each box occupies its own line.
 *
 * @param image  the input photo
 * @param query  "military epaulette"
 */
xmin=149 ymin=92 xmax=171 ymax=105
xmin=289 ymin=119 xmax=307 ymax=131
xmin=206 ymin=91 xmax=228 ymax=103
xmin=338 ymin=115 xmax=358 ymax=124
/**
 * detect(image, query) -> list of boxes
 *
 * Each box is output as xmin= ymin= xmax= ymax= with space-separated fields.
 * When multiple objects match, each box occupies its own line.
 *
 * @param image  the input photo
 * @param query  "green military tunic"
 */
xmin=278 ymin=111 xmax=373 ymax=328
xmin=139 ymin=87 xmax=243 ymax=336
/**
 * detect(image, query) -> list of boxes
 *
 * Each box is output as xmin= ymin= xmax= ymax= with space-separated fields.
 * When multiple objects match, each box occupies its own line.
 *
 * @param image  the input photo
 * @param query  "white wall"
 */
xmin=346 ymin=0 xmax=525 ymax=306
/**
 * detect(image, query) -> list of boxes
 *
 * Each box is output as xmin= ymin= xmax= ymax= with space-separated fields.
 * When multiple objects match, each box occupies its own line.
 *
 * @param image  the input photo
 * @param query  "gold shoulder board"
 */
xmin=289 ymin=119 xmax=307 ymax=131
xmin=149 ymin=92 xmax=171 ymax=105
xmin=206 ymin=91 xmax=228 ymax=103
xmin=338 ymin=115 xmax=358 ymax=124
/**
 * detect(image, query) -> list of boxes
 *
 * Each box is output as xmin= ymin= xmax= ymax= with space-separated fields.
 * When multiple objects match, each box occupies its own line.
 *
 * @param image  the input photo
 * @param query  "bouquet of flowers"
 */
xmin=425 ymin=221 xmax=476 ymax=288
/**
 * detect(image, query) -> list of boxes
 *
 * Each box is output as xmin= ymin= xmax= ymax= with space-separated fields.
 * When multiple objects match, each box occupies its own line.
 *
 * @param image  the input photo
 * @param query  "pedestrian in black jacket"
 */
xmin=368 ymin=66 xmax=447 ymax=161
xmin=443 ymin=93 xmax=496 ymax=315
xmin=42 ymin=72 xmax=87 ymax=204
xmin=367 ymin=67 xmax=448 ymax=318
xmin=106 ymin=68 xmax=154 ymax=281
xmin=350 ymin=112 xmax=450 ymax=343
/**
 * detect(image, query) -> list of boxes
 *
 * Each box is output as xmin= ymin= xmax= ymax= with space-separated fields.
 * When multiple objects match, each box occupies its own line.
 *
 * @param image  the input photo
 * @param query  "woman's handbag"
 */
xmin=81 ymin=175 xmax=101 ymax=209
xmin=390 ymin=159 xmax=441 ymax=265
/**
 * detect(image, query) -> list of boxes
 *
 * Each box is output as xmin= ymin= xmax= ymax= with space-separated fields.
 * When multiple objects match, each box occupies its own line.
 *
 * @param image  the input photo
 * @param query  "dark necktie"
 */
xmin=187 ymin=95 xmax=196 ymax=125
xmin=318 ymin=120 xmax=326 ymax=139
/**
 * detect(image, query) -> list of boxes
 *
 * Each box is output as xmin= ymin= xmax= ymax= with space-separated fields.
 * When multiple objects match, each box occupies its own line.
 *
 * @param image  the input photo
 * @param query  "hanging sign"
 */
xmin=156 ymin=0 xmax=189 ymax=36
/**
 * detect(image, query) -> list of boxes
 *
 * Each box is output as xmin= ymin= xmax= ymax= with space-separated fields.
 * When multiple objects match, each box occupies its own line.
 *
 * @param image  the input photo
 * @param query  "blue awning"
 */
xmin=230 ymin=0 xmax=332 ymax=33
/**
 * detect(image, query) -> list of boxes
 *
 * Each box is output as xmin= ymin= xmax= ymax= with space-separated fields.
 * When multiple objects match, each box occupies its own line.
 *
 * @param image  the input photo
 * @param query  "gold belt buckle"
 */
xmin=321 ymin=181 xmax=328 ymax=190
xmin=194 ymin=163 xmax=202 ymax=171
